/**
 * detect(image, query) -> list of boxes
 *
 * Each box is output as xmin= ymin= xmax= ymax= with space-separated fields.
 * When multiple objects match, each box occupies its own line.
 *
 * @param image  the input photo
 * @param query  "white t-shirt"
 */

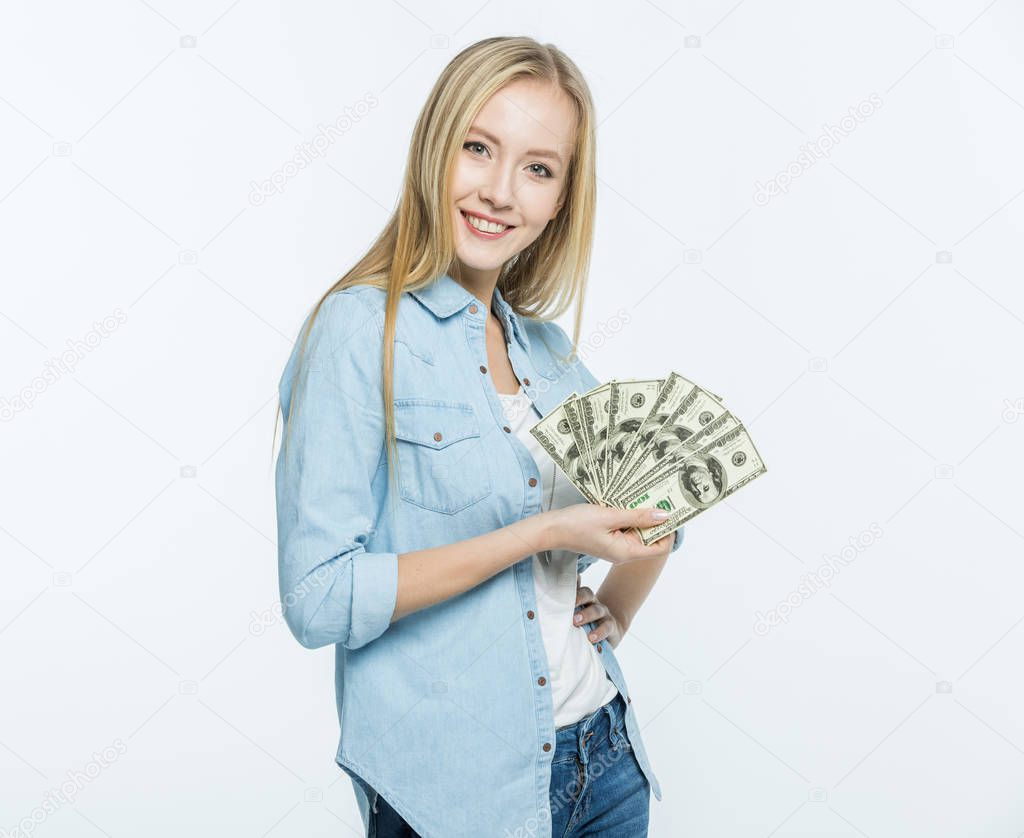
xmin=497 ymin=387 xmax=619 ymax=728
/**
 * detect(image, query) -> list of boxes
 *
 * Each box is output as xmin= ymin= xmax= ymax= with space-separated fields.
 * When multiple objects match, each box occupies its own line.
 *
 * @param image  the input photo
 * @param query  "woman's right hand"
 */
xmin=545 ymin=503 xmax=675 ymax=566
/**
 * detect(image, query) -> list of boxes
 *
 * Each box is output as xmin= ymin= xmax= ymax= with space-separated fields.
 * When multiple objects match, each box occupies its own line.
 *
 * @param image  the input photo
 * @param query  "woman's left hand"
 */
xmin=573 ymin=575 xmax=624 ymax=649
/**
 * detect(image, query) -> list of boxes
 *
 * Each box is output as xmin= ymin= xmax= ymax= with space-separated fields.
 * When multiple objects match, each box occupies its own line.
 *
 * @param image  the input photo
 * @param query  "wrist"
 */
xmin=536 ymin=508 xmax=563 ymax=553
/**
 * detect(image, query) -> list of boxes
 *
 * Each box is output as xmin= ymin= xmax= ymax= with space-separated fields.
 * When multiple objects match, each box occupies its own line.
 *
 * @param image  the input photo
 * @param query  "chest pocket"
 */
xmin=393 ymin=399 xmax=493 ymax=514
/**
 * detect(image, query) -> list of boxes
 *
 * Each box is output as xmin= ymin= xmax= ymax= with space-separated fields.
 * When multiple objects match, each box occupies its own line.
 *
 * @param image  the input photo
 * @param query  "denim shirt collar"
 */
xmin=409 ymin=271 xmax=531 ymax=354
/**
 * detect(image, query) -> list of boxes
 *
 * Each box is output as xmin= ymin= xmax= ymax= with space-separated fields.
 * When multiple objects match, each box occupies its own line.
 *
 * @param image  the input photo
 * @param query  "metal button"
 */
xmin=527 ymin=610 xmax=535 ymax=619
xmin=537 ymin=676 xmax=546 ymax=686
xmin=523 ymin=377 xmax=531 ymax=385
xmin=528 ymin=477 xmax=537 ymax=487
xmin=542 ymin=742 xmax=552 ymax=752
xmin=597 ymin=643 xmax=603 ymax=653
xmin=433 ymin=432 xmax=442 ymax=442
xmin=503 ymin=426 xmax=511 ymax=433
xmin=479 ymin=365 xmax=487 ymax=374
xmin=469 ymin=304 xmax=478 ymax=314
xmin=627 ymin=696 xmax=632 ymax=704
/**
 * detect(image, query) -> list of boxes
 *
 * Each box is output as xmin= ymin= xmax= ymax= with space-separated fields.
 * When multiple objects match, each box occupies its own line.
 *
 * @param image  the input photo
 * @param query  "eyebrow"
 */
xmin=468 ymin=125 xmax=564 ymax=164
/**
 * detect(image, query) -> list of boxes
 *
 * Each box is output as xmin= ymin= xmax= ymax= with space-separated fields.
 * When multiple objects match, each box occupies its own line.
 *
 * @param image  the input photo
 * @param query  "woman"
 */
xmin=274 ymin=36 xmax=685 ymax=837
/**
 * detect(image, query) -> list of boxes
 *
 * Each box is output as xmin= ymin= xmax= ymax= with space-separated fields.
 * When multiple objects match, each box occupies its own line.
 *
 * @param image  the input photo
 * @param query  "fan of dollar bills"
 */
xmin=529 ymin=372 xmax=767 ymax=546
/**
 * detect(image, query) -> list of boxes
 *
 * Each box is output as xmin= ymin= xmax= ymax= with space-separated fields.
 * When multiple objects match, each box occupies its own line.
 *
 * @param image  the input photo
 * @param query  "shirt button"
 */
xmin=479 ymin=365 xmax=487 ymax=374
xmin=523 ymin=377 xmax=531 ymax=386
xmin=503 ymin=426 xmax=511 ymax=433
xmin=528 ymin=477 xmax=537 ymax=487
xmin=433 ymin=432 xmax=442 ymax=442
xmin=469 ymin=304 xmax=478 ymax=314
xmin=537 ymin=676 xmax=546 ymax=686
xmin=627 ymin=696 xmax=632 ymax=704
xmin=597 ymin=643 xmax=603 ymax=652
xmin=542 ymin=742 xmax=552 ymax=752
xmin=527 ymin=610 xmax=535 ymax=619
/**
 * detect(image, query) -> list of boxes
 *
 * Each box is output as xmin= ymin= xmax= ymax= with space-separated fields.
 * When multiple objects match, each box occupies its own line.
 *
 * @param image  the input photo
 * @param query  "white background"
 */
xmin=2 ymin=1 xmax=1024 ymax=836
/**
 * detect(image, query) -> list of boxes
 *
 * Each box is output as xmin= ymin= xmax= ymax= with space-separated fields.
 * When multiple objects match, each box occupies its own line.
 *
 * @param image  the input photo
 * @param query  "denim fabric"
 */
xmin=275 ymin=271 xmax=684 ymax=838
xmin=370 ymin=693 xmax=649 ymax=838
xmin=549 ymin=692 xmax=650 ymax=837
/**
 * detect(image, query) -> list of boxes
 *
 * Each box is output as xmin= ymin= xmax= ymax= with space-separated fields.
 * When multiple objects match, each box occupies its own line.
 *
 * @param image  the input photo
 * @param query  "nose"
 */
xmin=478 ymin=163 xmax=516 ymax=211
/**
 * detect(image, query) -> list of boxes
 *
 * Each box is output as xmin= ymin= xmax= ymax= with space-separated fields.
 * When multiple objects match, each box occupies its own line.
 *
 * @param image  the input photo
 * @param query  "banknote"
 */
xmin=529 ymin=392 xmax=602 ymax=505
xmin=528 ymin=372 xmax=766 ymax=547
xmin=602 ymin=379 xmax=666 ymax=494
xmin=604 ymin=372 xmax=698 ymax=498
xmin=619 ymin=421 xmax=767 ymax=545
xmin=609 ymin=410 xmax=742 ymax=504
xmin=607 ymin=384 xmax=729 ymax=503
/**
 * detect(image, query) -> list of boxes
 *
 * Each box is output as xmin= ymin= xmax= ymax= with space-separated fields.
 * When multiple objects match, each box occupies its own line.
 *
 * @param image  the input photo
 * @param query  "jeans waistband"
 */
xmin=553 ymin=692 xmax=627 ymax=762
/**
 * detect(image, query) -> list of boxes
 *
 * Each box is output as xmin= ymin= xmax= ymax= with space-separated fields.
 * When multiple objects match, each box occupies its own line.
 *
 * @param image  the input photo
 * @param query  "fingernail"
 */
xmin=651 ymin=509 xmax=670 ymax=520
xmin=574 ymin=614 xmax=583 ymax=623
xmin=589 ymin=633 xmax=597 ymax=641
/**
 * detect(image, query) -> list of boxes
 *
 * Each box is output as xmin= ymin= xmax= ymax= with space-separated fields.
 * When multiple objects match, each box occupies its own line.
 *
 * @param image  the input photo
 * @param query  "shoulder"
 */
xmin=322 ymin=284 xmax=387 ymax=323
xmin=283 ymin=287 xmax=387 ymax=389
xmin=301 ymin=285 xmax=386 ymax=351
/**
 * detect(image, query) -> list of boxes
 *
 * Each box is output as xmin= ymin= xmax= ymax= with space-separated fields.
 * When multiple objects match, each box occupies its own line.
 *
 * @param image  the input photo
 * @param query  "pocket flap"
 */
xmin=393 ymin=400 xmax=480 ymax=449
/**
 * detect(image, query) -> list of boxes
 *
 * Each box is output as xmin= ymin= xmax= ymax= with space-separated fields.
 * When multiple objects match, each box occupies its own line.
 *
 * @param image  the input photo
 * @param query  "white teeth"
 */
xmin=464 ymin=211 xmax=508 ymax=234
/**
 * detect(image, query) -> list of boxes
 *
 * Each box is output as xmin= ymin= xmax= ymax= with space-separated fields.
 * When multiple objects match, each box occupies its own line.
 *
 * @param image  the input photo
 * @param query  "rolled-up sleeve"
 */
xmin=275 ymin=290 xmax=398 ymax=650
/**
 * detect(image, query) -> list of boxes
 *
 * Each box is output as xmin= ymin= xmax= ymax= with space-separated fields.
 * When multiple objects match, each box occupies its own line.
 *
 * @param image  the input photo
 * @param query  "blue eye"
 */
xmin=463 ymin=141 xmax=554 ymax=179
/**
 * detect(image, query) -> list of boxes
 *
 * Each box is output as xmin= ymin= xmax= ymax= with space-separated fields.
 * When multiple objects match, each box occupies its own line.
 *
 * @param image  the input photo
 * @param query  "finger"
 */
xmin=622 ymin=527 xmax=673 ymax=558
xmin=574 ymin=601 xmax=608 ymax=626
xmin=575 ymin=586 xmax=595 ymax=606
xmin=586 ymin=618 xmax=610 ymax=642
xmin=572 ymin=606 xmax=591 ymax=625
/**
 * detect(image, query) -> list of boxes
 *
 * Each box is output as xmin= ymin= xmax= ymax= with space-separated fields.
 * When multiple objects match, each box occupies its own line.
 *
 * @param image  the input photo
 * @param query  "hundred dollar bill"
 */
xmin=528 ymin=393 xmax=602 ymax=505
xmin=619 ymin=421 xmax=767 ymax=546
xmin=572 ymin=383 xmax=613 ymax=498
xmin=610 ymin=410 xmax=741 ymax=504
xmin=561 ymin=394 xmax=604 ymax=501
xmin=603 ymin=378 xmax=665 ymax=493
xmin=605 ymin=372 xmax=697 ymax=498
xmin=607 ymin=384 xmax=729 ymax=503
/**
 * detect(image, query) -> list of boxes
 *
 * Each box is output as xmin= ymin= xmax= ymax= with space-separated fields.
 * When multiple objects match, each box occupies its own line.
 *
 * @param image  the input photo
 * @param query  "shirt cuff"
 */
xmin=348 ymin=550 xmax=399 ymax=649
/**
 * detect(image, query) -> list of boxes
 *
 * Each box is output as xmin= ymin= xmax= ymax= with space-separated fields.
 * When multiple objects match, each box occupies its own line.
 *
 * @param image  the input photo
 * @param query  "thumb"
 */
xmin=638 ymin=506 xmax=670 ymax=526
xmin=608 ymin=505 xmax=669 ymax=529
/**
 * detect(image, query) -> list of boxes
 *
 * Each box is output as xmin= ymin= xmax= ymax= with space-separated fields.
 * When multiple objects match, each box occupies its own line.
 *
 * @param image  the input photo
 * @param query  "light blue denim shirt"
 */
xmin=275 ymin=271 xmax=684 ymax=837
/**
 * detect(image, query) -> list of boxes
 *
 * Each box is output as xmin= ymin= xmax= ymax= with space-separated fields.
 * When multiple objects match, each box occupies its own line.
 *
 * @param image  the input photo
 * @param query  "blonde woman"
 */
xmin=274 ymin=36 xmax=684 ymax=838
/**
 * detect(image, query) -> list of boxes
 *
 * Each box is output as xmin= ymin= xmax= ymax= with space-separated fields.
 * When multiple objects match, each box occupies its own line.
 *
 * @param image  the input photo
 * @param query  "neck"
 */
xmin=452 ymin=263 xmax=500 ymax=308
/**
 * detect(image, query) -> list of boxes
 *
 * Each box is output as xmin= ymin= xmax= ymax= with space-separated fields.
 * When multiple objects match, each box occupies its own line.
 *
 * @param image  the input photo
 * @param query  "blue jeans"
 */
xmin=368 ymin=692 xmax=650 ymax=837
xmin=548 ymin=691 xmax=650 ymax=836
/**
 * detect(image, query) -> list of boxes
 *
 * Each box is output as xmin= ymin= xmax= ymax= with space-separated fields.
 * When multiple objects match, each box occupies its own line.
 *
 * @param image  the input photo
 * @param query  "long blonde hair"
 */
xmin=274 ymin=35 xmax=598 ymax=506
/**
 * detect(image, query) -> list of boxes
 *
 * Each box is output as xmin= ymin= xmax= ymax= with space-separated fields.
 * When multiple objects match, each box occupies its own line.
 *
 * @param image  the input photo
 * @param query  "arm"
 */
xmin=581 ymin=526 xmax=685 ymax=644
xmin=391 ymin=515 xmax=553 ymax=623
xmin=596 ymin=555 xmax=669 ymax=642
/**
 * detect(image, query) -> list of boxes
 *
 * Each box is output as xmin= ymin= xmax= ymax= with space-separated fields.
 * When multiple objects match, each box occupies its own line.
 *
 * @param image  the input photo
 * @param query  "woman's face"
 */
xmin=450 ymin=78 xmax=577 ymax=282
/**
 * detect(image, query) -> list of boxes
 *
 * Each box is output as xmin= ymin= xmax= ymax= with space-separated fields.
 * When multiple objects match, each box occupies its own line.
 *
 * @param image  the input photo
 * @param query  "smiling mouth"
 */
xmin=460 ymin=209 xmax=515 ymax=237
